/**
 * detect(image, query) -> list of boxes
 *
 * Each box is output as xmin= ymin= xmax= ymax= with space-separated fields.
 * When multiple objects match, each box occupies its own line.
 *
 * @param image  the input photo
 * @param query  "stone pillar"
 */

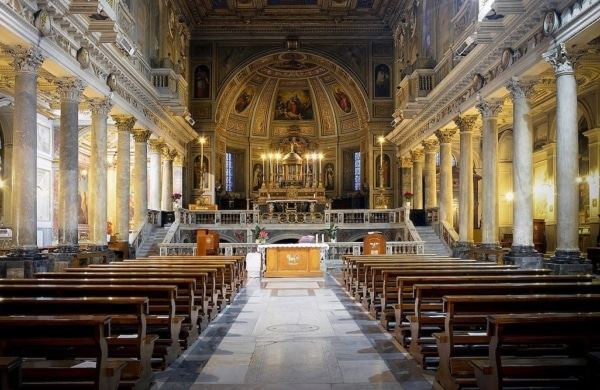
xmin=454 ymin=115 xmax=477 ymax=257
xmin=544 ymin=44 xmax=588 ymax=270
xmin=422 ymin=139 xmax=439 ymax=210
xmin=476 ymin=97 xmax=503 ymax=248
xmin=161 ymin=147 xmax=176 ymax=211
xmin=132 ymin=129 xmax=152 ymax=230
xmin=87 ymin=98 xmax=112 ymax=248
xmin=112 ymin=115 xmax=135 ymax=242
xmin=56 ymin=78 xmax=85 ymax=252
xmin=7 ymin=47 xmax=44 ymax=256
xmin=505 ymin=77 xmax=542 ymax=267
xmin=0 ymin=102 xmax=15 ymax=228
xmin=411 ymin=149 xmax=424 ymax=209
xmin=435 ymin=128 xmax=456 ymax=226
xmin=173 ymin=156 xmax=184 ymax=208
xmin=585 ymin=128 xmax=600 ymax=248
xmin=148 ymin=139 xmax=163 ymax=211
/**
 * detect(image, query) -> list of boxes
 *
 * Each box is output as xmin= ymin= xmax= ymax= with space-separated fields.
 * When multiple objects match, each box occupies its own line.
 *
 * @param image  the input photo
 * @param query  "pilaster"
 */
xmin=435 ymin=128 xmax=456 ymax=226
xmin=422 ymin=139 xmax=439 ymax=210
xmin=411 ymin=148 xmax=424 ymax=209
xmin=112 ymin=115 xmax=136 ymax=243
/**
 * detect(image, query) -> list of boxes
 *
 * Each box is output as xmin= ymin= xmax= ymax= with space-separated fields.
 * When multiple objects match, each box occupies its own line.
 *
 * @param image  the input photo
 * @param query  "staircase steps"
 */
xmin=414 ymin=226 xmax=452 ymax=257
xmin=135 ymin=228 xmax=168 ymax=257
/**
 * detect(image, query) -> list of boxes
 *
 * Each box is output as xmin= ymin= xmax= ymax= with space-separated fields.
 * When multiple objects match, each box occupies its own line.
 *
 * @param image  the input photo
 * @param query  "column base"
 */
xmin=2 ymin=246 xmax=48 ymax=278
xmin=452 ymin=241 xmax=473 ymax=259
xmin=504 ymin=245 xmax=544 ymax=269
xmin=56 ymin=244 xmax=80 ymax=253
xmin=546 ymin=250 xmax=592 ymax=275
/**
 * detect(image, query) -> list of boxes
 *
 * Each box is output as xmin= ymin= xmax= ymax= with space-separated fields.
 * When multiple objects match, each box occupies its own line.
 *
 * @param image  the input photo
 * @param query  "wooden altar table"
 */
xmin=258 ymin=243 xmax=328 ymax=277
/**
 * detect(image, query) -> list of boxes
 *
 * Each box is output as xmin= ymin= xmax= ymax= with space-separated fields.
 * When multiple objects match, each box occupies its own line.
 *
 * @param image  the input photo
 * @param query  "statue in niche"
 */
xmin=194 ymin=65 xmax=210 ymax=99
xmin=375 ymin=154 xmax=391 ymax=188
xmin=374 ymin=64 xmax=391 ymax=98
xmin=193 ymin=155 xmax=209 ymax=189
xmin=252 ymin=163 xmax=263 ymax=191
xmin=324 ymin=163 xmax=335 ymax=191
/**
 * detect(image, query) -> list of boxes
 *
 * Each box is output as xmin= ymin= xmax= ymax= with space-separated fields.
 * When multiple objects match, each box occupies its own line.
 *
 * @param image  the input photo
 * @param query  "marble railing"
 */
xmin=177 ymin=208 xmax=408 ymax=228
xmin=158 ymin=240 xmax=425 ymax=258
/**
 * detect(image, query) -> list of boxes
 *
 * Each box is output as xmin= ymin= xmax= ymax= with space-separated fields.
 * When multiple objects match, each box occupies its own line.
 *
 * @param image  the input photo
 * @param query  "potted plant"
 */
xmin=252 ymin=225 xmax=268 ymax=244
xmin=323 ymin=223 xmax=338 ymax=243
xmin=403 ymin=192 xmax=413 ymax=207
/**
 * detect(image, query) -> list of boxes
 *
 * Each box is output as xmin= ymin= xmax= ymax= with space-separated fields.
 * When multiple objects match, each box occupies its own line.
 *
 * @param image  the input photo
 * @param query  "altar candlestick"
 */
xmin=261 ymin=154 xmax=266 ymax=187
xmin=378 ymin=136 xmax=385 ymax=189
xmin=318 ymin=153 xmax=323 ymax=187
xmin=268 ymin=153 xmax=273 ymax=186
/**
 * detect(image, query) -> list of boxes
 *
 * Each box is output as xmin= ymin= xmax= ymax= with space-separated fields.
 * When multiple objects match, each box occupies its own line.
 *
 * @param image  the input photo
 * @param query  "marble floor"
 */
xmin=152 ymin=274 xmax=432 ymax=390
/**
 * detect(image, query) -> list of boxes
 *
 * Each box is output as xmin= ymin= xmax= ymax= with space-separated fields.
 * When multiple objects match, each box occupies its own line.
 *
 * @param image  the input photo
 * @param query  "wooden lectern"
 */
xmin=363 ymin=233 xmax=386 ymax=255
xmin=196 ymin=229 xmax=220 ymax=256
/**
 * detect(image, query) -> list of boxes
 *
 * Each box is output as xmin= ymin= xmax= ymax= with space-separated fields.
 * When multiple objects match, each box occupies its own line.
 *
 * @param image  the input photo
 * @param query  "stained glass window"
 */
xmin=354 ymin=151 xmax=361 ymax=191
xmin=225 ymin=152 xmax=233 ymax=192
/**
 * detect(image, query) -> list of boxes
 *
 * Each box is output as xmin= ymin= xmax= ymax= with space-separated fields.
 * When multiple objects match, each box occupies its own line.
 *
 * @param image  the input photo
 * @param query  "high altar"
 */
xmin=259 ymin=243 xmax=328 ymax=277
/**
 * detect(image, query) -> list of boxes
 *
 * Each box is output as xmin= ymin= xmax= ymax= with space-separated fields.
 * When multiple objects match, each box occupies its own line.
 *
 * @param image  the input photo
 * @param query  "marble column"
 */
xmin=7 ymin=46 xmax=44 ymax=256
xmin=411 ymin=149 xmax=424 ymax=209
xmin=476 ymin=97 xmax=503 ymax=247
xmin=161 ymin=147 xmax=176 ymax=211
xmin=148 ymin=139 xmax=163 ymax=211
xmin=56 ymin=78 xmax=85 ymax=252
xmin=132 ymin=129 xmax=152 ymax=229
xmin=422 ymin=139 xmax=439 ymax=210
xmin=505 ymin=77 xmax=542 ymax=265
xmin=173 ymin=156 xmax=184 ymax=208
xmin=544 ymin=44 xmax=585 ymax=265
xmin=87 ymin=98 xmax=112 ymax=249
xmin=112 ymin=115 xmax=135 ymax=242
xmin=400 ymin=156 xmax=413 ymax=207
xmin=454 ymin=115 xmax=477 ymax=256
xmin=435 ymin=128 xmax=456 ymax=226
xmin=584 ymin=128 xmax=600 ymax=248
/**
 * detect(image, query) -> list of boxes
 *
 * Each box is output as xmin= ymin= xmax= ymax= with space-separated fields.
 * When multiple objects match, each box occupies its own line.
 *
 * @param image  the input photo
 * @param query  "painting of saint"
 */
xmin=375 ymin=154 xmax=391 ymax=188
xmin=374 ymin=64 xmax=391 ymax=98
xmin=235 ymin=87 xmax=254 ymax=114
xmin=193 ymin=155 xmax=209 ymax=189
xmin=194 ymin=65 xmax=210 ymax=99
xmin=324 ymin=163 xmax=335 ymax=191
xmin=333 ymin=86 xmax=352 ymax=113
xmin=252 ymin=163 xmax=263 ymax=191
xmin=273 ymin=89 xmax=314 ymax=120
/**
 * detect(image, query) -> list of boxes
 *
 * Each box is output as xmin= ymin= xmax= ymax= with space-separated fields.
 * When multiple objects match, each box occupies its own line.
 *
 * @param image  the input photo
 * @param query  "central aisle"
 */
xmin=153 ymin=275 xmax=432 ymax=389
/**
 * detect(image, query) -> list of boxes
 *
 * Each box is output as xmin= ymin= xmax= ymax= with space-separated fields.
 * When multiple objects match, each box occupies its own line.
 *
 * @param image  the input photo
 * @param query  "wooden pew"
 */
xmin=393 ymin=274 xmax=594 ymax=346
xmin=0 ymin=284 xmax=183 ymax=367
xmin=23 ymin=276 xmax=200 ymax=345
xmin=0 ymin=296 xmax=154 ymax=389
xmin=57 ymin=269 xmax=214 ymax=323
xmin=409 ymin=282 xmax=600 ymax=368
xmin=471 ymin=313 xmax=600 ymax=390
xmin=0 ymin=315 xmax=126 ymax=390
xmin=433 ymin=294 xmax=600 ymax=390
xmin=0 ymin=356 xmax=21 ymax=390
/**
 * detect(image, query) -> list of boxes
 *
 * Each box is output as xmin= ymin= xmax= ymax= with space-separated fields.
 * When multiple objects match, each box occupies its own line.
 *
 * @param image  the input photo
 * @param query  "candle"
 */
xmin=318 ymin=153 xmax=323 ymax=187
xmin=261 ymin=154 xmax=266 ymax=186
xmin=268 ymin=153 xmax=273 ymax=185
xmin=378 ymin=136 xmax=385 ymax=188
xmin=312 ymin=152 xmax=317 ymax=187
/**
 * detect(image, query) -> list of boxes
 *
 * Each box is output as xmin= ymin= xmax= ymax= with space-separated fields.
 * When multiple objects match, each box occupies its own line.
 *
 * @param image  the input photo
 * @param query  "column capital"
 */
xmin=5 ymin=45 xmax=44 ymax=73
xmin=56 ymin=78 xmax=85 ymax=103
xmin=161 ymin=146 xmax=178 ymax=160
xmin=112 ymin=115 xmax=136 ymax=132
xmin=132 ymin=129 xmax=152 ymax=143
xmin=411 ymin=148 xmax=424 ymax=162
xmin=543 ymin=42 xmax=582 ymax=77
xmin=476 ymin=96 xmax=503 ymax=119
xmin=435 ymin=128 xmax=457 ymax=144
xmin=88 ymin=97 xmax=112 ymax=116
xmin=454 ymin=115 xmax=478 ymax=134
xmin=421 ymin=139 xmax=439 ymax=152
xmin=401 ymin=156 xmax=413 ymax=168
xmin=148 ymin=139 xmax=164 ymax=153
xmin=506 ymin=77 xmax=537 ymax=100
xmin=174 ymin=155 xmax=185 ymax=167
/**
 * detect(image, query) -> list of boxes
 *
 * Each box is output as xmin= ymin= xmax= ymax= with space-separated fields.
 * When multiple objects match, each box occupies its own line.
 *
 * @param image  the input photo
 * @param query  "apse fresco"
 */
xmin=235 ymin=86 xmax=254 ymax=114
xmin=332 ymin=85 xmax=352 ymax=113
xmin=274 ymin=89 xmax=314 ymax=121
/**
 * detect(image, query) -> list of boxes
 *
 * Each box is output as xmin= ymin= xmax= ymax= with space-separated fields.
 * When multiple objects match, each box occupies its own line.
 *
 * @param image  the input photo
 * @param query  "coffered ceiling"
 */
xmin=176 ymin=0 xmax=401 ymax=36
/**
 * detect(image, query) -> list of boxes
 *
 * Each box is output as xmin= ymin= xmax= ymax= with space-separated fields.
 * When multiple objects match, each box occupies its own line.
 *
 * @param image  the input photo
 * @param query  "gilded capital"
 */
xmin=174 ymin=155 xmax=185 ymax=167
xmin=506 ymin=77 xmax=537 ymax=100
xmin=88 ymin=97 xmax=112 ymax=117
xmin=5 ymin=45 xmax=44 ymax=73
xmin=435 ymin=128 xmax=457 ymax=144
xmin=454 ymin=115 xmax=478 ymax=133
xmin=148 ymin=139 xmax=164 ymax=153
xmin=132 ymin=129 xmax=152 ymax=143
xmin=411 ymin=148 xmax=424 ymax=162
xmin=112 ymin=115 xmax=136 ymax=132
xmin=56 ymin=78 xmax=85 ymax=103
xmin=401 ymin=156 xmax=413 ymax=168
xmin=421 ymin=139 xmax=439 ymax=153
xmin=161 ymin=146 xmax=178 ymax=160
xmin=476 ymin=96 xmax=503 ymax=119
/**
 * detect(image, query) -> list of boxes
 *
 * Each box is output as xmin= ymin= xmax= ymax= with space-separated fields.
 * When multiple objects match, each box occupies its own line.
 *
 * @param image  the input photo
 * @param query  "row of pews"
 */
xmin=0 ymin=255 xmax=246 ymax=390
xmin=341 ymin=254 xmax=600 ymax=390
